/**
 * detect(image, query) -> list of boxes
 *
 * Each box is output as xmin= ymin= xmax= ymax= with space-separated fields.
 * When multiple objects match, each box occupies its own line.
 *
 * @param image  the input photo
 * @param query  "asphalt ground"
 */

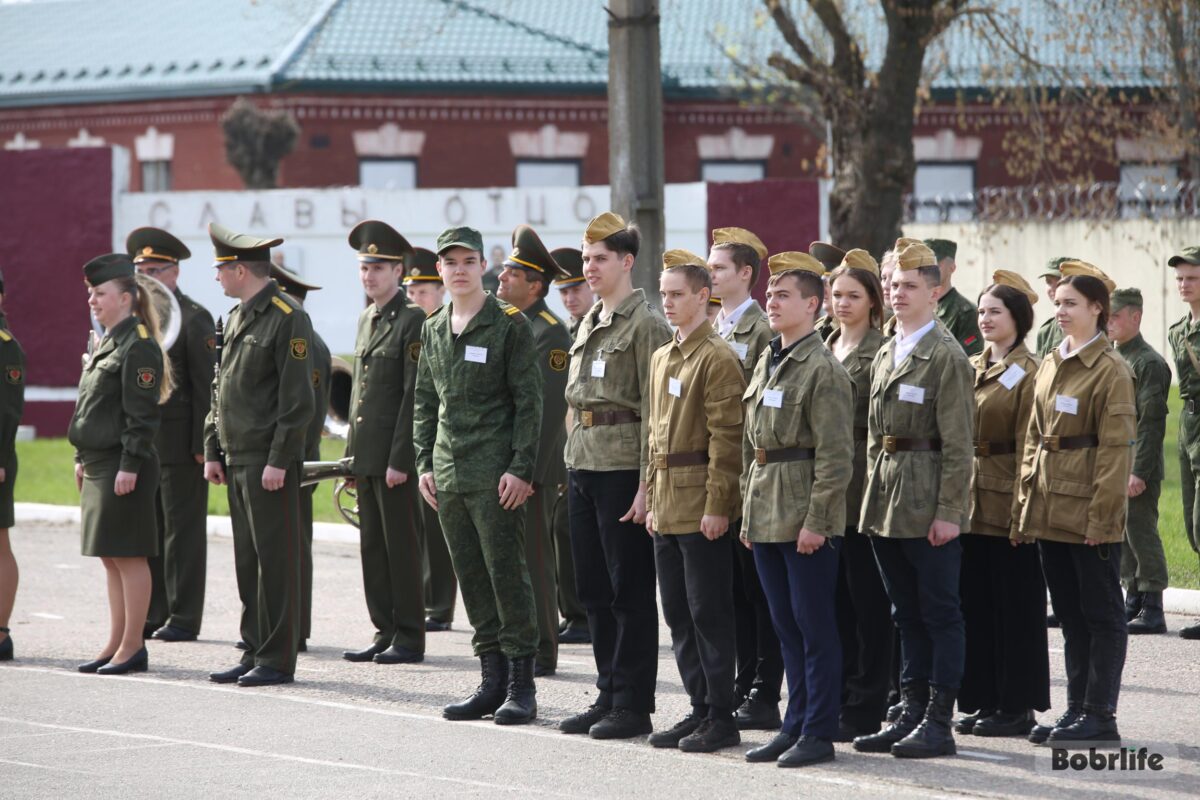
xmin=2 ymin=521 xmax=1199 ymax=799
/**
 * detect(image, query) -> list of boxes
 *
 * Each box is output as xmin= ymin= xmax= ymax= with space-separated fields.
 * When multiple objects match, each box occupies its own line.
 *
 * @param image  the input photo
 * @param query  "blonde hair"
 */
xmin=113 ymin=275 xmax=175 ymax=403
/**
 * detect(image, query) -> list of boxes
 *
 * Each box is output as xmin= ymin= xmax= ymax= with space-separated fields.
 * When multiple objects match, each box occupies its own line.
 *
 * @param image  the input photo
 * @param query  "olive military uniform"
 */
xmin=0 ymin=321 xmax=25 ymax=531
xmin=936 ymin=287 xmax=983 ymax=356
xmin=1169 ymin=313 xmax=1200 ymax=569
xmin=1035 ymin=318 xmax=1064 ymax=358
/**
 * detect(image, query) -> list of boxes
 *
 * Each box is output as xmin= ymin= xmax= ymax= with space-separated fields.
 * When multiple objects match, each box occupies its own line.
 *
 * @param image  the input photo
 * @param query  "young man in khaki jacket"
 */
xmin=645 ymin=250 xmax=746 ymax=753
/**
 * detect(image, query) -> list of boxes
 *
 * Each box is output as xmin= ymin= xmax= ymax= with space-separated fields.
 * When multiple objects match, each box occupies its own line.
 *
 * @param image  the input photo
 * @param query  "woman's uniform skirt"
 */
xmin=79 ymin=448 xmax=160 ymax=558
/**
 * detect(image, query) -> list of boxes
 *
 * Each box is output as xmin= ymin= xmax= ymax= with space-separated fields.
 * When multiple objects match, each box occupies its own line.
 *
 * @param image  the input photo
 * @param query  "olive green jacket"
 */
xmin=861 ymin=322 xmax=975 ymax=537
xmin=345 ymin=292 xmax=425 ymax=477
xmin=564 ymin=289 xmax=672 ymax=480
xmin=414 ymin=293 xmax=542 ymax=492
xmin=1035 ymin=317 xmax=1063 ymax=358
xmin=1169 ymin=313 xmax=1200 ymax=401
xmin=156 ymin=290 xmax=215 ymax=465
xmin=69 ymin=315 xmax=163 ymax=471
xmin=827 ymin=326 xmax=886 ymax=530
xmin=1116 ymin=334 xmax=1169 ymax=482
xmin=305 ymin=331 xmax=331 ymax=463
xmin=0 ymin=327 xmax=26 ymax=464
xmin=742 ymin=332 xmax=854 ymax=543
xmin=719 ymin=300 xmax=772 ymax=384
xmin=525 ymin=298 xmax=571 ymax=487
xmin=936 ymin=287 xmax=983 ymax=356
xmin=204 ymin=282 xmax=315 ymax=468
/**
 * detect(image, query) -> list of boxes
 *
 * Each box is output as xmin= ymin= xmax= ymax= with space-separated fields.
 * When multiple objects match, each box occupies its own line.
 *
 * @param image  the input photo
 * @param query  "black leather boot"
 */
xmin=1047 ymin=709 xmax=1120 ymax=747
xmin=891 ymin=685 xmax=956 ymax=758
xmin=444 ymin=652 xmax=509 ymax=721
xmin=972 ymin=709 xmax=1035 ymax=737
xmin=1124 ymin=590 xmax=1144 ymax=622
xmin=1029 ymin=705 xmax=1082 ymax=744
xmin=853 ymin=682 xmax=928 ymax=753
xmin=494 ymin=655 xmax=537 ymax=725
xmin=1127 ymin=591 xmax=1167 ymax=634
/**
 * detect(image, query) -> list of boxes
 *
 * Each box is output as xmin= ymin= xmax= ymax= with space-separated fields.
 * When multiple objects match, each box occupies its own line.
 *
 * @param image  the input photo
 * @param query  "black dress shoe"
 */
xmin=373 ymin=645 xmax=424 ymax=664
xmin=152 ymin=624 xmax=197 ymax=642
xmin=0 ymin=628 xmax=12 ymax=661
xmin=234 ymin=640 xmax=249 ymax=651
xmin=209 ymin=664 xmax=252 ymax=684
xmin=425 ymin=618 xmax=452 ymax=632
xmin=97 ymin=647 xmax=148 ymax=675
xmin=342 ymin=641 xmax=389 ymax=662
xmin=679 ymin=717 xmax=741 ymax=753
xmin=1181 ymin=622 xmax=1200 ymax=640
xmin=589 ymin=707 xmax=652 ymax=740
xmin=972 ymin=710 xmax=1035 ymax=737
xmin=1029 ymin=706 xmax=1081 ymax=744
xmin=78 ymin=655 xmax=113 ymax=674
xmin=533 ymin=662 xmax=555 ymax=677
xmin=649 ymin=712 xmax=704 ymax=748
xmin=1046 ymin=711 xmax=1120 ymax=747
xmin=238 ymin=665 xmax=294 ymax=687
xmin=954 ymin=708 xmax=994 ymax=735
xmin=557 ymin=626 xmax=591 ymax=645
xmin=560 ymin=703 xmax=610 ymax=734
xmin=745 ymin=732 xmax=798 ymax=763
xmin=735 ymin=692 xmax=782 ymax=731
xmin=778 ymin=735 xmax=835 ymax=768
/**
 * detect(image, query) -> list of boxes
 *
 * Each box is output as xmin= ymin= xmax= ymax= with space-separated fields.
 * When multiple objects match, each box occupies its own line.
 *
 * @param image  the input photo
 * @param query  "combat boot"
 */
xmin=1127 ymin=591 xmax=1167 ymax=634
xmin=1124 ymin=590 xmax=1144 ymax=622
xmin=1046 ymin=709 xmax=1120 ymax=747
xmin=1029 ymin=705 xmax=1082 ymax=744
xmin=444 ymin=652 xmax=508 ymax=721
xmin=494 ymin=655 xmax=537 ymax=725
xmin=891 ymin=686 xmax=957 ymax=758
xmin=853 ymin=682 xmax=928 ymax=753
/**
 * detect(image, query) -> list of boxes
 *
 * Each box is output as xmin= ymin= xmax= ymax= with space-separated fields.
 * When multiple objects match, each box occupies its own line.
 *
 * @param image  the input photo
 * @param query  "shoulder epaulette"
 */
xmin=271 ymin=296 xmax=294 ymax=315
xmin=0 ymin=329 xmax=10 ymax=342
xmin=538 ymin=310 xmax=558 ymax=326
xmin=504 ymin=305 xmax=521 ymax=316
xmin=137 ymin=324 xmax=150 ymax=339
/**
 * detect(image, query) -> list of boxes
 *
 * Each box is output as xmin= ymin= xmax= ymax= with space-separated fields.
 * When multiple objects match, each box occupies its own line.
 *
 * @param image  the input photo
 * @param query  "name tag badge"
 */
xmin=898 ymin=383 xmax=925 ymax=404
xmin=998 ymin=363 xmax=1026 ymax=391
xmin=762 ymin=389 xmax=783 ymax=408
xmin=591 ymin=360 xmax=606 ymax=378
xmin=731 ymin=342 xmax=749 ymax=362
xmin=668 ymin=377 xmax=682 ymax=397
xmin=465 ymin=345 xmax=488 ymax=364
xmin=1055 ymin=394 xmax=1079 ymax=415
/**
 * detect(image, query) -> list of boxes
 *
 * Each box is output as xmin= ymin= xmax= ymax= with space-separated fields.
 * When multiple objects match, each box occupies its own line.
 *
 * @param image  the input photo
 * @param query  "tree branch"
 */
xmin=762 ymin=0 xmax=821 ymax=71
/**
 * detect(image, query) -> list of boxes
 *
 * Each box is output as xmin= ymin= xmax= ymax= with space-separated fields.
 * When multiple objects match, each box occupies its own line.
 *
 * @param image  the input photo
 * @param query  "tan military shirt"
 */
xmin=827 ymin=326 xmax=886 ymax=531
xmin=720 ymin=300 xmax=772 ymax=383
xmin=564 ymin=289 xmax=672 ymax=479
xmin=645 ymin=321 xmax=745 ymax=533
xmin=1017 ymin=333 xmax=1136 ymax=545
xmin=742 ymin=332 xmax=854 ymax=543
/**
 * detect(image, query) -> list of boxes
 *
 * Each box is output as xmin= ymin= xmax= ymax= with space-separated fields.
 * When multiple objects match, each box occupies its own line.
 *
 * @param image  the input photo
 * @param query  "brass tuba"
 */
xmin=135 ymin=273 xmax=182 ymax=349
xmin=300 ymin=457 xmax=359 ymax=528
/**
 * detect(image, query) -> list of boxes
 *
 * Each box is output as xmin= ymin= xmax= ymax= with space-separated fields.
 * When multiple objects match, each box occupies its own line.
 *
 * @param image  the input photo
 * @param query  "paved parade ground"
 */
xmin=3 ymin=520 xmax=1199 ymax=799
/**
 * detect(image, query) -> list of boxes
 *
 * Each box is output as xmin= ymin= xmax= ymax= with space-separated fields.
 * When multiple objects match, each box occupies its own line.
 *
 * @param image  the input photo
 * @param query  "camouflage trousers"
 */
xmin=1121 ymin=480 xmax=1168 ymax=592
xmin=437 ymin=489 xmax=538 ymax=658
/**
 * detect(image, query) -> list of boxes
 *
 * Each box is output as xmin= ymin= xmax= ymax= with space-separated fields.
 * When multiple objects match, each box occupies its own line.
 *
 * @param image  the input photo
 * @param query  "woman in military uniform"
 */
xmin=1017 ymin=264 xmax=1133 ymax=746
xmin=69 ymin=254 xmax=172 ymax=675
xmin=0 ymin=270 xmax=25 ymax=662
xmin=956 ymin=271 xmax=1048 ymax=738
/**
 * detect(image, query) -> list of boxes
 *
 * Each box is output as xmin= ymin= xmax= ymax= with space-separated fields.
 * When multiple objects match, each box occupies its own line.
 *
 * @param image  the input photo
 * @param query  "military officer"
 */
xmin=707 ymin=227 xmax=782 ymax=731
xmin=269 ymin=260 xmax=330 ymax=653
xmin=496 ymin=224 xmax=573 ymax=677
xmin=1168 ymin=245 xmax=1200 ymax=641
xmin=1035 ymin=257 xmax=1073 ymax=357
xmin=706 ymin=295 xmax=723 ymax=324
xmin=127 ymin=228 xmax=216 ymax=644
xmin=0 ymin=269 xmax=25 ymax=662
xmin=340 ymin=220 xmax=428 ymax=665
xmin=204 ymin=224 xmax=314 ymax=687
xmin=808 ymin=242 xmax=843 ymax=341
xmin=403 ymin=247 xmax=456 ymax=631
xmin=741 ymin=252 xmax=854 ymax=767
xmin=414 ymin=226 xmax=543 ymax=725
xmin=854 ymin=241 xmax=974 ymax=759
xmin=553 ymin=246 xmax=594 ymax=337
xmin=925 ymin=239 xmax=983 ymax=356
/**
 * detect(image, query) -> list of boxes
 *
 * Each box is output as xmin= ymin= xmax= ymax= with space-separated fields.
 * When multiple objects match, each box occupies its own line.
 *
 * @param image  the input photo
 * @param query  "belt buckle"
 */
xmin=654 ymin=453 xmax=668 ymax=470
xmin=1042 ymin=434 xmax=1060 ymax=452
xmin=974 ymin=441 xmax=990 ymax=458
xmin=754 ymin=449 xmax=767 ymax=466
xmin=580 ymin=410 xmax=594 ymax=427
xmin=883 ymin=435 xmax=897 ymax=455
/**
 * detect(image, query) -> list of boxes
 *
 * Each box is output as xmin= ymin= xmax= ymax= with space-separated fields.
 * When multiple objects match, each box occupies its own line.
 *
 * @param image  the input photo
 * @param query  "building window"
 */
xmin=1119 ymin=163 xmax=1179 ymax=218
xmin=912 ymin=162 xmax=975 ymax=222
xmin=515 ymin=160 xmax=580 ymax=188
xmin=359 ymin=158 xmax=417 ymax=190
xmin=141 ymin=160 xmax=172 ymax=192
xmin=700 ymin=160 xmax=766 ymax=182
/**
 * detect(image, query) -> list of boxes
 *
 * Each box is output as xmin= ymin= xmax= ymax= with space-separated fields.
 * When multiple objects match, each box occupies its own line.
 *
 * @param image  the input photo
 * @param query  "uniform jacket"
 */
xmin=526 ymin=297 xmax=571 ymax=487
xmin=937 ymin=287 xmax=984 ymax=356
xmin=564 ymin=289 xmax=672 ymax=479
xmin=827 ymin=326 xmax=886 ymax=530
xmin=203 ymin=282 xmax=314 ymax=468
xmin=1169 ymin=314 xmax=1200 ymax=400
xmin=156 ymin=290 xmax=215 ymax=465
xmin=1035 ymin=317 xmax=1063 ymax=358
xmin=69 ymin=315 xmax=163 ymax=471
xmin=1117 ymin=334 xmax=1170 ymax=483
xmin=345 ymin=292 xmax=425 ymax=476
xmin=742 ymin=331 xmax=854 ymax=543
xmin=1017 ymin=334 xmax=1136 ymax=544
xmin=414 ymin=293 xmax=542 ymax=492
xmin=305 ymin=330 xmax=331 ymax=462
xmin=970 ymin=343 xmax=1039 ymax=538
xmin=0 ymin=326 xmax=25 ymax=464
xmin=720 ymin=300 xmax=772 ymax=383
xmin=645 ymin=321 xmax=744 ymax=533
xmin=860 ymin=321 xmax=975 ymax=537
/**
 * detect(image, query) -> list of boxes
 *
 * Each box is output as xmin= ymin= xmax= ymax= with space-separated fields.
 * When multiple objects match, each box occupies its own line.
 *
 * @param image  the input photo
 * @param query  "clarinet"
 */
xmin=213 ymin=316 xmax=227 ymax=469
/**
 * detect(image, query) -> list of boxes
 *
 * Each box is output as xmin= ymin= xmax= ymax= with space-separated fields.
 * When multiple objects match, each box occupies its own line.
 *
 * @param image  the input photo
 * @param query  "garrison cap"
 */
xmin=551 ymin=247 xmax=585 ymax=287
xmin=808 ymin=241 xmax=846 ymax=272
xmin=403 ymin=248 xmax=442 ymax=286
xmin=1110 ymin=288 xmax=1143 ymax=312
xmin=270 ymin=262 xmax=321 ymax=302
xmin=923 ymin=238 xmax=957 ymax=261
xmin=1167 ymin=246 xmax=1200 ymax=267
xmin=126 ymin=227 xmax=191 ymax=264
xmin=84 ymin=253 xmax=136 ymax=286
xmin=711 ymin=227 xmax=768 ymax=261
xmin=663 ymin=249 xmax=708 ymax=270
xmin=436 ymin=226 xmax=484 ymax=255
xmin=991 ymin=269 xmax=1039 ymax=306
xmin=1038 ymin=256 xmax=1075 ymax=279
xmin=209 ymin=223 xmax=283 ymax=264
xmin=348 ymin=220 xmax=413 ymax=262
xmin=897 ymin=242 xmax=938 ymax=270
xmin=583 ymin=212 xmax=627 ymax=244
xmin=504 ymin=224 xmax=569 ymax=280
xmin=838 ymin=248 xmax=879 ymax=276
xmin=767 ymin=252 xmax=825 ymax=277
xmin=1059 ymin=260 xmax=1115 ymax=294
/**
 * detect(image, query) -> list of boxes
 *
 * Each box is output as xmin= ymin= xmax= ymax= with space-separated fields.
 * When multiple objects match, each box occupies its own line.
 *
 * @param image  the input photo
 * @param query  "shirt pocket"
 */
xmin=365 ymin=347 xmax=404 ymax=387
xmin=771 ymin=385 xmax=805 ymax=444
xmin=973 ymin=471 xmax=1016 ymax=528
xmin=590 ymin=337 xmax=632 ymax=400
xmin=669 ymin=465 xmax=709 ymax=517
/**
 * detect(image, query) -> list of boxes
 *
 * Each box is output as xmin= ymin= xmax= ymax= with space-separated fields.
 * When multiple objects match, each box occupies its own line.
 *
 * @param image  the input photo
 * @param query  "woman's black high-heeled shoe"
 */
xmin=0 ymin=626 xmax=12 ymax=661
xmin=78 ymin=654 xmax=114 ymax=673
xmin=97 ymin=646 xmax=148 ymax=675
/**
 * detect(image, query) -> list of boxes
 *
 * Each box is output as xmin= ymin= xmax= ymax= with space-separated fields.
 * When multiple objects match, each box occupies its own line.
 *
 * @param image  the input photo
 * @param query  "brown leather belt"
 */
xmin=578 ymin=409 xmax=640 ymax=428
xmin=882 ymin=436 xmax=941 ymax=454
xmin=754 ymin=447 xmax=815 ymax=465
xmin=653 ymin=451 xmax=708 ymax=469
xmin=974 ymin=439 xmax=1018 ymax=457
xmin=854 ymin=427 xmax=869 ymax=442
xmin=1038 ymin=434 xmax=1099 ymax=452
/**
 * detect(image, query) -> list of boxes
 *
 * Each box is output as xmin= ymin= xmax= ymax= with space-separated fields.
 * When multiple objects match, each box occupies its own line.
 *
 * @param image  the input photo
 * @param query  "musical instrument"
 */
xmin=300 ymin=458 xmax=359 ymax=528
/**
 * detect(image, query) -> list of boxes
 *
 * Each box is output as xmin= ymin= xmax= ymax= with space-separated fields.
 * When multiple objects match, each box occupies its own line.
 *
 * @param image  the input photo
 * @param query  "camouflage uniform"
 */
xmin=936 ymin=287 xmax=983 ymax=357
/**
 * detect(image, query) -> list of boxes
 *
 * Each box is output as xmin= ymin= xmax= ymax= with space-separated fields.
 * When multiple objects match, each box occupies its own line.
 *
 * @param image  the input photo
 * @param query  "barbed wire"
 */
xmin=903 ymin=180 xmax=1200 ymax=223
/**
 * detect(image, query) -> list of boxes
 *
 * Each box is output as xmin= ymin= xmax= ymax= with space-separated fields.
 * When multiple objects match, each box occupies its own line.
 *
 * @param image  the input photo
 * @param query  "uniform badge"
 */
xmin=290 ymin=338 xmax=308 ymax=360
xmin=408 ymin=341 xmax=422 ymax=363
xmin=312 ymin=369 xmax=321 ymax=387
xmin=368 ymin=243 xmax=378 ymax=254
xmin=4 ymin=365 xmax=21 ymax=385
xmin=136 ymin=367 xmax=157 ymax=389
xmin=205 ymin=336 xmax=216 ymax=351
xmin=549 ymin=349 xmax=567 ymax=372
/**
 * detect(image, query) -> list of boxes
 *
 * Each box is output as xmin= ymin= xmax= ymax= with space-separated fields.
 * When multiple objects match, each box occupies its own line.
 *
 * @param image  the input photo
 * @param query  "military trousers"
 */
xmin=437 ymin=488 xmax=537 ymax=658
xmin=552 ymin=484 xmax=587 ymax=630
xmin=754 ymin=538 xmax=843 ymax=739
xmin=1039 ymin=540 xmax=1127 ymax=714
xmin=147 ymin=460 xmax=209 ymax=634
xmin=730 ymin=518 xmax=783 ymax=705
xmin=227 ymin=462 xmax=303 ymax=675
xmin=356 ymin=475 xmax=426 ymax=652
xmin=525 ymin=483 xmax=559 ymax=669
xmin=1178 ymin=409 xmax=1200 ymax=558
xmin=422 ymin=503 xmax=457 ymax=624
xmin=299 ymin=483 xmax=315 ymax=641
xmin=1121 ymin=480 xmax=1168 ymax=592
xmin=835 ymin=527 xmax=895 ymax=730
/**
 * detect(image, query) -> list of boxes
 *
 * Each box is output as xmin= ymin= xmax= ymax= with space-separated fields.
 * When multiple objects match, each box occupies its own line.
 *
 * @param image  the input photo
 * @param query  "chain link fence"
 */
xmin=905 ymin=180 xmax=1200 ymax=224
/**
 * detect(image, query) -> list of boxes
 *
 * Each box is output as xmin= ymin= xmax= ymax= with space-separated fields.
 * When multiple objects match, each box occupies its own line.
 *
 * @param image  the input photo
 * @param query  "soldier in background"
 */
xmin=925 ymin=239 xmax=983 ymax=356
xmin=0 ymin=268 xmax=25 ymax=662
xmin=809 ymin=242 xmax=842 ymax=341
xmin=1167 ymin=245 xmax=1200 ymax=641
xmin=1034 ymin=257 xmax=1072 ymax=358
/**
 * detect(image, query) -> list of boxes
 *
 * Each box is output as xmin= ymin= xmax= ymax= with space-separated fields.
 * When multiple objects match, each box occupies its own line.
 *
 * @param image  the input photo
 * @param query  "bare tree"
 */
xmin=221 ymin=97 xmax=300 ymax=190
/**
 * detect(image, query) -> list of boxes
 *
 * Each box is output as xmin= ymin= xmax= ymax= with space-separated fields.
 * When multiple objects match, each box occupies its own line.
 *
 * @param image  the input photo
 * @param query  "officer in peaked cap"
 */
xmin=404 ymin=248 xmax=446 ymax=317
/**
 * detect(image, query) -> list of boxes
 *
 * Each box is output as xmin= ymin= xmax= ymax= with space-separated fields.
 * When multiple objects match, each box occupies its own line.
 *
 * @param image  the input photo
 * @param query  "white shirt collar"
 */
xmin=1060 ymin=331 xmax=1102 ymax=359
xmin=716 ymin=296 xmax=755 ymax=337
xmin=893 ymin=318 xmax=937 ymax=368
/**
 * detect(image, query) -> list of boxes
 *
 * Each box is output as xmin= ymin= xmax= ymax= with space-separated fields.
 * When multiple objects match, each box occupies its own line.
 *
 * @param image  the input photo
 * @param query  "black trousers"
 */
xmin=567 ymin=469 xmax=658 ymax=713
xmin=731 ymin=519 xmax=784 ymax=704
xmin=147 ymin=461 xmax=209 ymax=635
xmin=835 ymin=528 xmax=895 ymax=728
xmin=1039 ymin=540 xmax=1127 ymax=714
xmin=959 ymin=535 xmax=1050 ymax=714
xmin=871 ymin=536 xmax=965 ymax=690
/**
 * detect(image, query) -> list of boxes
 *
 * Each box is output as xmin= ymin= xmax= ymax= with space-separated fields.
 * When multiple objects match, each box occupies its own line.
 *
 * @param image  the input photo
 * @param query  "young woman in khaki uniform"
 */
xmin=1017 ymin=264 xmax=1134 ymax=746
xmin=957 ymin=272 xmax=1049 ymax=738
